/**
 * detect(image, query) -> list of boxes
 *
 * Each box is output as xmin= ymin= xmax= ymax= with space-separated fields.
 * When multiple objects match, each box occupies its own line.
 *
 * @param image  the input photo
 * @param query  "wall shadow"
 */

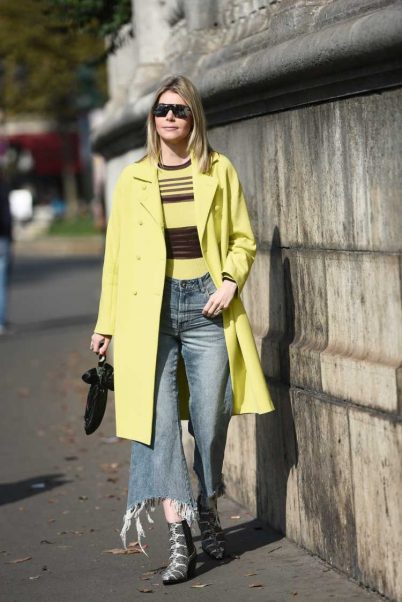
xmin=256 ymin=226 xmax=299 ymax=535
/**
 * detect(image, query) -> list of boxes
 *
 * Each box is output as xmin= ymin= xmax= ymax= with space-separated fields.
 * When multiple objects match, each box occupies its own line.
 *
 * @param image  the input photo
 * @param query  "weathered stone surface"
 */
xmin=349 ymin=407 xmax=402 ymax=601
xmin=223 ymin=413 xmax=257 ymax=515
xmin=210 ymin=88 xmax=402 ymax=252
xmin=322 ymin=251 xmax=402 ymax=414
xmin=291 ymin=391 xmax=359 ymax=577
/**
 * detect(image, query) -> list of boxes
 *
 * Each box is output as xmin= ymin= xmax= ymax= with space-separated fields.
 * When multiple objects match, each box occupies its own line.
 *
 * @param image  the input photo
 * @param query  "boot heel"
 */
xmin=187 ymin=550 xmax=197 ymax=578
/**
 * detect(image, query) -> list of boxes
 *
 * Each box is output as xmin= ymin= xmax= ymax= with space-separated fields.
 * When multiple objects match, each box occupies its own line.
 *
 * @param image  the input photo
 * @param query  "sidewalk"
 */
xmin=0 ymin=245 xmax=384 ymax=602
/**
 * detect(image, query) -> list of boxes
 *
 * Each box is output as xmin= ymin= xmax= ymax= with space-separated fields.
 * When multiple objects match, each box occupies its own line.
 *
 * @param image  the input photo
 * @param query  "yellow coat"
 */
xmin=94 ymin=148 xmax=275 ymax=444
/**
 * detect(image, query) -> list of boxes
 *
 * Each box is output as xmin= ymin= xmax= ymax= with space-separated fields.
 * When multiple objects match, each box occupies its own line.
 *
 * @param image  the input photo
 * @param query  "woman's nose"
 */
xmin=166 ymin=110 xmax=175 ymax=120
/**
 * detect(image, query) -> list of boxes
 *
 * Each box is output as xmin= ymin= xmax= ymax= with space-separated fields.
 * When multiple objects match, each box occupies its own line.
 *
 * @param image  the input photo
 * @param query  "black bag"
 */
xmin=81 ymin=354 xmax=114 ymax=435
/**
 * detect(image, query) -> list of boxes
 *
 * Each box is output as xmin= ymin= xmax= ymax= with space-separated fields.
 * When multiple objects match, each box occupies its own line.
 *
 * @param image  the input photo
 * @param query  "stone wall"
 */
xmin=210 ymin=89 xmax=402 ymax=600
xmin=92 ymin=1 xmax=402 ymax=599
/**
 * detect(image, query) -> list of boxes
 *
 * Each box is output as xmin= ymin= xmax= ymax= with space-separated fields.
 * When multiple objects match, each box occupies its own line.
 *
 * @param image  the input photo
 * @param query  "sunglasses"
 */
xmin=152 ymin=103 xmax=192 ymax=118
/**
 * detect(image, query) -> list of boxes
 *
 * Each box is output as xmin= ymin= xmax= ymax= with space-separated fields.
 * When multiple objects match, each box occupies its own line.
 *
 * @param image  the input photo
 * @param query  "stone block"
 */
xmin=349 ymin=407 xmax=402 ymax=601
xmin=211 ymin=88 xmax=402 ymax=253
xmin=223 ymin=413 xmax=257 ymax=515
xmin=322 ymin=252 xmax=402 ymax=414
xmin=293 ymin=390 xmax=358 ymax=576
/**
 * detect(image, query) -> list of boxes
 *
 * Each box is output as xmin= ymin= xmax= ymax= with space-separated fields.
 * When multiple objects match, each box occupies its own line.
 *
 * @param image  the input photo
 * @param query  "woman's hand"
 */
xmin=202 ymin=280 xmax=237 ymax=318
xmin=90 ymin=332 xmax=112 ymax=356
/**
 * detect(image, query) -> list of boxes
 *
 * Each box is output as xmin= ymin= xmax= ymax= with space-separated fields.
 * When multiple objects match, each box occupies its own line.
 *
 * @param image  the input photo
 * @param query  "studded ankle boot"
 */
xmin=196 ymin=493 xmax=226 ymax=559
xmin=161 ymin=519 xmax=197 ymax=585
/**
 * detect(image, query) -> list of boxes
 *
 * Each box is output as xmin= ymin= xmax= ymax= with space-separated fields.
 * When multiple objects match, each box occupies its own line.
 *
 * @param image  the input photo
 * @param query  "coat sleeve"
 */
xmin=93 ymin=171 xmax=125 ymax=336
xmin=221 ymin=159 xmax=257 ymax=296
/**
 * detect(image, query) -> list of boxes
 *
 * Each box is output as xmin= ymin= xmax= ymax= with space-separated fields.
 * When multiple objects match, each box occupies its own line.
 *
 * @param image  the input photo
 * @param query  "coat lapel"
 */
xmin=191 ymin=151 xmax=219 ymax=245
xmin=132 ymin=149 xmax=219 ymax=244
xmin=131 ymin=159 xmax=164 ymax=230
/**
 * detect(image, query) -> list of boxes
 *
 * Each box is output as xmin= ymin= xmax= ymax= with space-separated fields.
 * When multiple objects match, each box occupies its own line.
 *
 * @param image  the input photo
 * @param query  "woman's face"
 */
xmin=154 ymin=90 xmax=193 ymax=146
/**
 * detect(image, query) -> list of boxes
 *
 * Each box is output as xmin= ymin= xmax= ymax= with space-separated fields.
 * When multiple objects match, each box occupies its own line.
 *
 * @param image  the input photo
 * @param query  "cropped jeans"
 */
xmin=120 ymin=271 xmax=233 ymax=555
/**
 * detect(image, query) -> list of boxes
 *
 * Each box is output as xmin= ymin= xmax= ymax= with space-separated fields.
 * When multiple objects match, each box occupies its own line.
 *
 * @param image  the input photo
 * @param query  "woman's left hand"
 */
xmin=202 ymin=280 xmax=238 ymax=317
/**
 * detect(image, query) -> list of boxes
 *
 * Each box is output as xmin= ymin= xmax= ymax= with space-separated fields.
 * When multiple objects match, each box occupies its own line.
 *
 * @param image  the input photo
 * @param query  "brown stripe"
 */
xmin=162 ymin=194 xmax=194 ymax=202
xmin=165 ymin=226 xmax=203 ymax=258
xmin=161 ymin=186 xmax=193 ymax=193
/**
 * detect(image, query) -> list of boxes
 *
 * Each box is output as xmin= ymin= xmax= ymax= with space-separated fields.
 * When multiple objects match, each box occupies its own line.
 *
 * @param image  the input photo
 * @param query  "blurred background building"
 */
xmin=0 ymin=1 xmax=111 ymax=238
xmin=90 ymin=1 xmax=402 ymax=601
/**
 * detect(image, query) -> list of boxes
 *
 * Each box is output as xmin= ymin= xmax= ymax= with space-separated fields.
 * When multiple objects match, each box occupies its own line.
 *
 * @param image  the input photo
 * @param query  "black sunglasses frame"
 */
xmin=152 ymin=103 xmax=192 ymax=118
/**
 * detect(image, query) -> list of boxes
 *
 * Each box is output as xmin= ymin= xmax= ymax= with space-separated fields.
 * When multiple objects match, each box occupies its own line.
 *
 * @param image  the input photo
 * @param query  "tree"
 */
xmin=0 ymin=0 xmax=108 ymax=119
xmin=46 ymin=0 xmax=133 ymax=55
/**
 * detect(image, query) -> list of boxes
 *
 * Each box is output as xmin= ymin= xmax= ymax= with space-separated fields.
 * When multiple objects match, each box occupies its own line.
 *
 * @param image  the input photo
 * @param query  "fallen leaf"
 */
xmin=249 ymin=583 xmax=264 ymax=588
xmin=137 ymin=587 xmax=153 ymax=593
xmin=100 ymin=462 xmax=120 ymax=473
xmin=6 ymin=556 xmax=32 ymax=564
xmin=230 ymin=515 xmax=241 ymax=519
xmin=245 ymin=572 xmax=257 ymax=576
xmin=29 ymin=575 xmax=41 ymax=580
xmin=40 ymin=540 xmax=54 ymax=545
xmin=141 ymin=569 xmax=158 ymax=577
xmin=191 ymin=583 xmax=211 ymax=588
xmin=78 ymin=496 xmax=88 ymax=501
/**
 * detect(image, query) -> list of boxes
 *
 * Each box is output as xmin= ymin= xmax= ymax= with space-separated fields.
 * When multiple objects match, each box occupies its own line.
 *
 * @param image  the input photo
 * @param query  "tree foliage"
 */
xmin=0 ymin=0 xmax=108 ymax=119
xmin=47 ymin=0 xmax=133 ymax=55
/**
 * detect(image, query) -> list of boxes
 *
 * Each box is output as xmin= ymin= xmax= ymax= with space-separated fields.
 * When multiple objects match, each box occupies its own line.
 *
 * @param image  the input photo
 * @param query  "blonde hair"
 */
xmin=145 ymin=74 xmax=214 ymax=174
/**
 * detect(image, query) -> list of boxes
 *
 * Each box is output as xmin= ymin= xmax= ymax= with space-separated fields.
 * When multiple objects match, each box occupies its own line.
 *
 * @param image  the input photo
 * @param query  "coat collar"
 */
xmin=131 ymin=149 xmax=219 ymax=245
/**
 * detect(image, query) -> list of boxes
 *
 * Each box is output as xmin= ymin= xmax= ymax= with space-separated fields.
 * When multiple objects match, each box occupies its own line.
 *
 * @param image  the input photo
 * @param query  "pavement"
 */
xmin=0 ymin=238 xmax=384 ymax=602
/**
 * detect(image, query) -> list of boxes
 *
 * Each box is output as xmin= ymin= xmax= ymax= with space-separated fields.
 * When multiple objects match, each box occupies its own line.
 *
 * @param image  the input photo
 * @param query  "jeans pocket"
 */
xmin=205 ymin=274 xmax=217 ymax=296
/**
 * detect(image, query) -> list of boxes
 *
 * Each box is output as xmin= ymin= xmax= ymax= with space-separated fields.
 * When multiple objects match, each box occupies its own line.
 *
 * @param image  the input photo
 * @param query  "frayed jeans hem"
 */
xmin=120 ymin=496 xmax=199 ymax=557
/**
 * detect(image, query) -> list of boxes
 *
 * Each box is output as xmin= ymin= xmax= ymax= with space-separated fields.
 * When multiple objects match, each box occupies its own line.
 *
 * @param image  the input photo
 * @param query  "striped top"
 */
xmin=157 ymin=158 xmax=237 ymax=284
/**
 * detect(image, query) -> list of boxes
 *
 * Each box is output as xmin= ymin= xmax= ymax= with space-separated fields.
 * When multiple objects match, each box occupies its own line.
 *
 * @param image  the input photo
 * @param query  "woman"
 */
xmin=90 ymin=74 xmax=275 ymax=584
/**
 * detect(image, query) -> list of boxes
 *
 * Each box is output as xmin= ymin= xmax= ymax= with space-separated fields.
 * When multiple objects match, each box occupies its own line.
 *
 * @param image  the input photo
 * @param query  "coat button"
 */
xmin=136 ymin=255 xmax=141 ymax=260
xmin=142 ymin=184 xmax=146 ymax=190
xmin=138 ymin=220 xmax=143 ymax=225
xmin=133 ymin=290 xmax=137 ymax=295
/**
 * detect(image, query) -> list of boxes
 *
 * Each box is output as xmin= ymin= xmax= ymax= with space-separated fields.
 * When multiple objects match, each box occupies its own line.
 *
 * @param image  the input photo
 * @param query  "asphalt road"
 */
xmin=0 ymin=243 xmax=383 ymax=601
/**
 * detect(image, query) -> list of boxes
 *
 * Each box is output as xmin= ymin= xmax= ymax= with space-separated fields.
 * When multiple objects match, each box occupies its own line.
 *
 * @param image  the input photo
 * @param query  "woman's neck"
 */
xmin=159 ymin=141 xmax=190 ymax=166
